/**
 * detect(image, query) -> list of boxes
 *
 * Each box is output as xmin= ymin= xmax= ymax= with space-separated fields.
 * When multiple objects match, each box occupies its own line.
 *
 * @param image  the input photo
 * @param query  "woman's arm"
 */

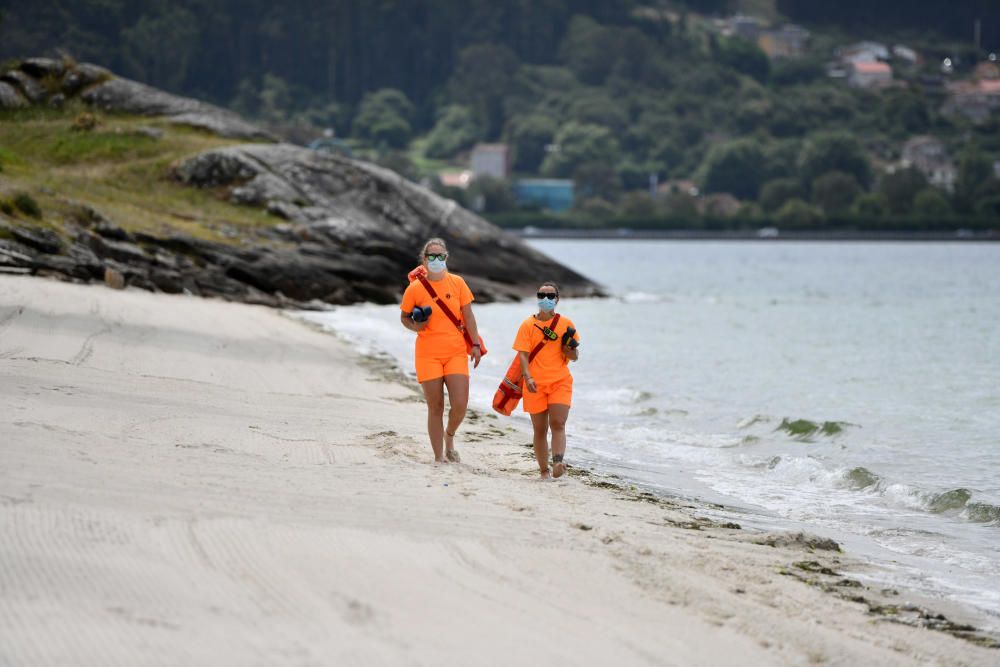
xmin=564 ymin=345 xmax=579 ymax=362
xmin=518 ymin=351 xmax=537 ymax=392
xmin=461 ymin=304 xmax=482 ymax=367
xmin=400 ymin=311 xmax=426 ymax=332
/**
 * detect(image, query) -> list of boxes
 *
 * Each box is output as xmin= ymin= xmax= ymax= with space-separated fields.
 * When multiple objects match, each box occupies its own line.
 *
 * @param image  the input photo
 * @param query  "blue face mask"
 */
xmin=427 ymin=258 xmax=447 ymax=273
xmin=537 ymin=297 xmax=557 ymax=312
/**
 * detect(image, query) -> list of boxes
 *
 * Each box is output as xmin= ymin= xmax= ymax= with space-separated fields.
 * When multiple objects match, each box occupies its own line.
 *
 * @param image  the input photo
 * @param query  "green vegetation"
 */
xmin=774 ymin=418 xmax=850 ymax=440
xmin=2 ymin=1 xmax=1000 ymax=229
xmin=845 ymin=467 xmax=880 ymax=490
xmin=12 ymin=192 xmax=41 ymax=218
xmin=0 ymin=105 xmax=276 ymax=243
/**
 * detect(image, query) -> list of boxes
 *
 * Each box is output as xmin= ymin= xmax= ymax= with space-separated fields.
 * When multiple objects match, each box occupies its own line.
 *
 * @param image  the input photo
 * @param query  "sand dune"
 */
xmin=1 ymin=275 xmax=995 ymax=666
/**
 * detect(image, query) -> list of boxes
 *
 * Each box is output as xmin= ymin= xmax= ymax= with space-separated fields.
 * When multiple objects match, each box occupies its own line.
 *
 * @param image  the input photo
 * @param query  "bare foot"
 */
xmin=434 ymin=457 xmax=448 ymax=464
xmin=445 ymin=430 xmax=460 ymax=463
xmin=540 ymin=468 xmax=552 ymax=480
xmin=553 ymin=462 xmax=566 ymax=478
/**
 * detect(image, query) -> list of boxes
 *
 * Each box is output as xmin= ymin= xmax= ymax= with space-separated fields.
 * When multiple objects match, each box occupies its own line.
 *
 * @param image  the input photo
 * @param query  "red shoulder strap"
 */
xmin=417 ymin=274 xmax=474 ymax=347
xmin=527 ymin=314 xmax=560 ymax=362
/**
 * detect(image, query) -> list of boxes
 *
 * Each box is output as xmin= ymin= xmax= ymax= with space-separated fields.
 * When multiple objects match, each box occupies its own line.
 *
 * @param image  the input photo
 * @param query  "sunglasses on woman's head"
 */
xmin=425 ymin=253 xmax=447 ymax=261
xmin=537 ymin=291 xmax=558 ymax=299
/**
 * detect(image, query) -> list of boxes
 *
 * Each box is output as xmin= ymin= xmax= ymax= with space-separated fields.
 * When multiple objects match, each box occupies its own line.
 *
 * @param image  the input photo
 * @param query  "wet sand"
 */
xmin=1 ymin=275 xmax=996 ymax=666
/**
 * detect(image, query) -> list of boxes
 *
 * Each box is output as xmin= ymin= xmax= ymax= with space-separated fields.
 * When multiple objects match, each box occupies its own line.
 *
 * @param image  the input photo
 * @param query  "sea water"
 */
xmin=298 ymin=239 xmax=1000 ymax=628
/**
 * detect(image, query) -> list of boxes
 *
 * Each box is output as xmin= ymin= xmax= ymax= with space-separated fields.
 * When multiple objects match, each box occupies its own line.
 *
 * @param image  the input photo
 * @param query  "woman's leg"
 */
xmin=548 ymin=404 xmax=570 ymax=478
xmin=529 ymin=411 xmax=551 ymax=478
xmin=442 ymin=373 xmax=469 ymax=458
xmin=421 ymin=378 xmax=446 ymax=462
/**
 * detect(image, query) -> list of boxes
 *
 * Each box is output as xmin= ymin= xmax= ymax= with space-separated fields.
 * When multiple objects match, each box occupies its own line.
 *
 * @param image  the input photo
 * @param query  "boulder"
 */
xmin=61 ymin=63 xmax=111 ymax=96
xmin=173 ymin=144 xmax=602 ymax=299
xmin=19 ymin=58 xmax=65 ymax=79
xmin=0 ymin=81 xmax=26 ymax=109
xmin=0 ymin=70 xmax=47 ymax=104
xmin=81 ymin=77 xmax=274 ymax=141
xmin=0 ymin=222 xmax=63 ymax=254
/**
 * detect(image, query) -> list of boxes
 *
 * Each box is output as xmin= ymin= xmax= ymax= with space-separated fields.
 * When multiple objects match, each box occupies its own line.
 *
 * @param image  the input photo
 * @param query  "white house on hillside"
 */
xmin=470 ymin=144 xmax=510 ymax=180
xmin=848 ymin=61 xmax=892 ymax=88
xmin=900 ymin=136 xmax=956 ymax=192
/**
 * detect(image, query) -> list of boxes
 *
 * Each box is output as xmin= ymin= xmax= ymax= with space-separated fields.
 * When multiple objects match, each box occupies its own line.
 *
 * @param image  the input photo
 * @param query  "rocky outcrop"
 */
xmin=0 ymin=57 xmax=273 ymax=140
xmin=81 ymin=78 xmax=274 ymax=140
xmin=1 ymin=57 xmax=603 ymax=307
xmin=171 ymin=143 xmax=598 ymax=301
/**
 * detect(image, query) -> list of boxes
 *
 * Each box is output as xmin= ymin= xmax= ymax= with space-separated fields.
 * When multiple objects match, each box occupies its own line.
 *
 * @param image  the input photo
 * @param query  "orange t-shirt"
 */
xmin=513 ymin=314 xmax=579 ymax=384
xmin=401 ymin=273 xmax=474 ymax=358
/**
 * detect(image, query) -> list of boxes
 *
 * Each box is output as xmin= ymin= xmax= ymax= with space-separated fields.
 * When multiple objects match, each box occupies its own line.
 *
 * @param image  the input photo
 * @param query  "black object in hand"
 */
xmin=562 ymin=326 xmax=579 ymax=349
xmin=411 ymin=305 xmax=432 ymax=322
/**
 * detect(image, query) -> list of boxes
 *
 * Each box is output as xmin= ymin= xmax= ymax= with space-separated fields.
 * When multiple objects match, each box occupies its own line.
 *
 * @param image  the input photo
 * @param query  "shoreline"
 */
xmin=2 ymin=275 xmax=998 ymax=664
xmin=511 ymin=228 xmax=1000 ymax=241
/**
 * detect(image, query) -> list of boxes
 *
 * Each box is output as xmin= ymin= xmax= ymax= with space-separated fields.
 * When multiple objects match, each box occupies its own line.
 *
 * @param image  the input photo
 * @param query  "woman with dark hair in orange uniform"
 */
xmin=513 ymin=281 xmax=580 ymax=479
xmin=400 ymin=238 xmax=483 ymax=463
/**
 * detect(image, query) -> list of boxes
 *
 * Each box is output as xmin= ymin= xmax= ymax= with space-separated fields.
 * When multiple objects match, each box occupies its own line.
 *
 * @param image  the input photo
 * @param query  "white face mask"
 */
xmin=427 ymin=257 xmax=447 ymax=273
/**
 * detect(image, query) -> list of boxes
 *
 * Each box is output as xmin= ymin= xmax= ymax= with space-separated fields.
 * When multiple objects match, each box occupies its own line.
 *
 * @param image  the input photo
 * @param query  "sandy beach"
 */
xmin=1 ymin=274 xmax=996 ymax=666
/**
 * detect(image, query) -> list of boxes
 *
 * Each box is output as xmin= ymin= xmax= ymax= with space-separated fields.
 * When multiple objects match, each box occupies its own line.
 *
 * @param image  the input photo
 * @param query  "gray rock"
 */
xmin=81 ymin=77 xmax=274 ymax=141
xmin=61 ymin=63 xmax=111 ymax=96
xmin=1 ymin=70 xmax=47 ymax=103
xmin=0 ymin=81 xmax=26 ymax=109
xmin=48 ymin=93 xmax=66 ymax=109
xmin=0 ymin=223 xmax=63 ymax=254
xmin=173 ymin=143 xmax=602 ymax=298
xmin=20 ymin=58 xmax=65 ymax=79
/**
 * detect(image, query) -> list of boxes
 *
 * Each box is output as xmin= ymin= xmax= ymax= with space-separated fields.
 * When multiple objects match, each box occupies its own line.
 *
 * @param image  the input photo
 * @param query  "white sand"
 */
xmin=1 ymin=275 xmax=996 ymax=666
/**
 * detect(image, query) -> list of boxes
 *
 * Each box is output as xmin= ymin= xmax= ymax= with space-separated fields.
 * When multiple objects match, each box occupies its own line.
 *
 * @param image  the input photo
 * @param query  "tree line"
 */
xmin=2 ymin=0 xmax=999 ymax=226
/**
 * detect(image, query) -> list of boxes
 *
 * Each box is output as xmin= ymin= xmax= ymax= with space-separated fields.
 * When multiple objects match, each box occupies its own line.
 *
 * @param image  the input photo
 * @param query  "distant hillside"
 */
xmin=3 ymin=1 xmax=1000 ymax=230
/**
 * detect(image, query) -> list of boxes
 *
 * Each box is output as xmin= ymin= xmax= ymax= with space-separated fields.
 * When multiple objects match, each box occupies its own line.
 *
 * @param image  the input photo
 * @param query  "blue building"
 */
xmin=513 ymin=179 xmax=575 ymax=213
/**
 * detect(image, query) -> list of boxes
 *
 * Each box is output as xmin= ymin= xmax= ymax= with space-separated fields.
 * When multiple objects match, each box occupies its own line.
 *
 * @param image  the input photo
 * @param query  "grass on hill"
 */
xmin=0 ymin=102 xmax=281 ymax=245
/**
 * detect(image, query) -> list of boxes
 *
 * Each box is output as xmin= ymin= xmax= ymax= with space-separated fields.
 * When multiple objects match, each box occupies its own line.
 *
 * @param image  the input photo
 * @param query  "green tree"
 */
xmin=882 ymin=90 xmax=930 ymax=135
xmin=775 ymin=198 xmax=823 ymax=227
xmin=913 ymin=188 xmax=952 ymax=218
xmin=352 ymin=88 xmax=414 ymax=148
xmin=879 ymin=167 xmax=928 ymax=215
xmin=852 ymin=192 xmax=889 ymax=216
xmin=714 ymin=37 xmax=770 ymax=82
xmin=448 ymin=43 xmax=520 ymax=138
xmin=811 ymin=171 xmax=862 ymax=214
xmin=509 ymin=114 xmax=557 ymax=173
xmin=258 ymin=74 xmax=292 ymax=123
xmin=770 ymin=57 xmax=824 ymax=86
xmin=540 ymin=122 xmax=620 ymax=177
xmin=700 ymin=139 xmax=766 ymax=200
xmin=617 ymin=160 xmax=660 ymax=191
xmin=120 ymin=6 xmax=199 ymax=92
xmin=425 ymin=106 xmax=482 ymax=159
xmin=759 ymin=178 xmax=803 ymax=213
xmin=620 ymin=191 xmax=657 ymax=216
xmin=573 ymin=161 xmax=622 ymax=202
xmin=466 ymin=176 xmax=515 ymax=213
xmin=799 ymin=132 xmax=873 ymax=189
xmin=955 ymin=148 xmax=994 ymax=213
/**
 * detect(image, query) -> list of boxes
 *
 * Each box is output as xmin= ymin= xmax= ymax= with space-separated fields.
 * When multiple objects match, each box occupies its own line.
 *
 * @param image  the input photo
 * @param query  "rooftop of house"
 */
xmin=852 ymin=61 xmax=892 ymax=74
xmin=471 ymin=143 xmax=509 ymax=154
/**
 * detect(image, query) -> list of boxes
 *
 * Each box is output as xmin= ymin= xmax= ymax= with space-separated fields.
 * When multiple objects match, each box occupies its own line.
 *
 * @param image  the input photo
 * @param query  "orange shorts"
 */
xmin=415 ymin=352 xmax=469 ymax=383
xmin=522 ymin=374 xmax=573 ymax=414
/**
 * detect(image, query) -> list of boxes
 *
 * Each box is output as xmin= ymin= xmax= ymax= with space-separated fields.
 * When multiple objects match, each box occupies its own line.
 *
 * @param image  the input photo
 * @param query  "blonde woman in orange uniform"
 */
xmin=513 ymin=281 xmax=580 ymax=479
xmin=400 ymin=238 xmax=483 ymax=463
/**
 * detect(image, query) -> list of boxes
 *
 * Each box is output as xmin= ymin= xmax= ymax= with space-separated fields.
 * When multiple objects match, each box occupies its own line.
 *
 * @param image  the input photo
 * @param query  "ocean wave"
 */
xmin=839 ymin=473 xmax=1000 ymax=527
xmin=617 ymin=292 xmax=670 ymax=304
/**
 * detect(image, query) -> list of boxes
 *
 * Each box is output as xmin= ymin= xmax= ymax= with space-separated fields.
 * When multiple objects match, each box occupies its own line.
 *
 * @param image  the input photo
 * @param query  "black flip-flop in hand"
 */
xmin=410 ymin=305 xmax=433 ymax=322
xmin=561 ymin=326 xmax=579 ymax=349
